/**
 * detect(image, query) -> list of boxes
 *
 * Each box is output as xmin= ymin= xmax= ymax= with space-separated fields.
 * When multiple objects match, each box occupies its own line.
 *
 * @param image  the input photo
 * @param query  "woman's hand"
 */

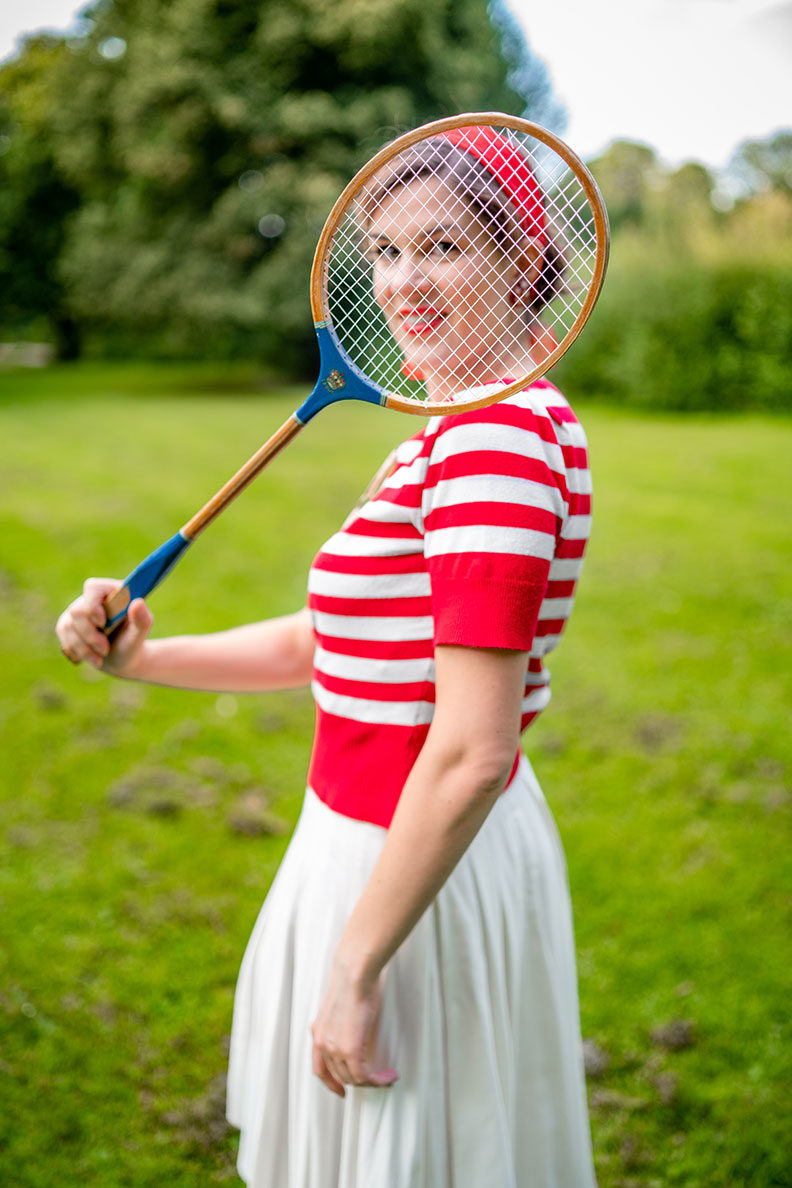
xmin=56 ymin=578 xmax=153 ymax=678
xmin=311 ymin=956 xmax=398 ymax=1098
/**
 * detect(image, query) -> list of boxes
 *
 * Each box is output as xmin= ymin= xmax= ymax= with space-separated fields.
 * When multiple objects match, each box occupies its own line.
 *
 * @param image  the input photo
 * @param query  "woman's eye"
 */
xmin=368 ymin=243 xmax=400 ymax=263
xmin=431 ymin=240 xmax=458 ymax=258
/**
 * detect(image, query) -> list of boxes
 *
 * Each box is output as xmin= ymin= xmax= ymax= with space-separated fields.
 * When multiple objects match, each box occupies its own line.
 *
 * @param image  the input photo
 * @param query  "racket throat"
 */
xmin=294 ymin=323 xmax=386 ymax=424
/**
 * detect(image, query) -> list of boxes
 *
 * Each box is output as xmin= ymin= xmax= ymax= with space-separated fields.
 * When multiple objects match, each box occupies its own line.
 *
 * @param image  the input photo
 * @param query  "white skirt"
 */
xmin=226 ymin=756 xmax=596 ymax=1188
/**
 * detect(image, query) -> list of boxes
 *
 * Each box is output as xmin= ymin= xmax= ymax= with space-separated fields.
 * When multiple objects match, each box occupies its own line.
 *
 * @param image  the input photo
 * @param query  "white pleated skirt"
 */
xmin=226 ymin=756 xmax=596 ymax=1188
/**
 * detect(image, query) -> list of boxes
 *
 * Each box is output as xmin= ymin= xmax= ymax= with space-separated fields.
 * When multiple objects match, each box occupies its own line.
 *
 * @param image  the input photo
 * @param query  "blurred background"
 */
xmin=0 ymin=0 xmax=790 ymax=406
xmin=1 ymin=2 xmax=790 ymax=1187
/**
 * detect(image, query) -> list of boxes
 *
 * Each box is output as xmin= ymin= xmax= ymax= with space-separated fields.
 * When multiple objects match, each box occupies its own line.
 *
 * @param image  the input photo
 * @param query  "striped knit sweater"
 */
xmin=306 ymin=379 xmax=591 ymax=827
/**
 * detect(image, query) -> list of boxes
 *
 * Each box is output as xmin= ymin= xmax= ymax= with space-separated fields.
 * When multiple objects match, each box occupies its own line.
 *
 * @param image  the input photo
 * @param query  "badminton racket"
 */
xmin=92 ymin=111 xmax=609 ymax=637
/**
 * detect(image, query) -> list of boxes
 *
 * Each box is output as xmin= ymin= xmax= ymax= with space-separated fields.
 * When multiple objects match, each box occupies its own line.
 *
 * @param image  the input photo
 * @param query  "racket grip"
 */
xmin=102 ymin=531 xmax=192 ymax=639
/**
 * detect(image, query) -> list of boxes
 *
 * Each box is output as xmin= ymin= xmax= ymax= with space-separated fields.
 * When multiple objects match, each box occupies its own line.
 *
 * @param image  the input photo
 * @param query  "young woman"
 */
xmin=57 ymin=126 xmax=596 ymax=1187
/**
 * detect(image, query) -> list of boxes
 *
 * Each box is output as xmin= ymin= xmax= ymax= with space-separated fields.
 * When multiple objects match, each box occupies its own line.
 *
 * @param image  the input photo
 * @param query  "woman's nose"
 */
xmin=390 ymin=251 xmax=432 ymax=295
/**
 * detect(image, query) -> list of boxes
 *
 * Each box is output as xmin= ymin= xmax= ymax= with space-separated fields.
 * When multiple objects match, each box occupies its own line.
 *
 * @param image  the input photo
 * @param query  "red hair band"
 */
xmin=439 ymin=124 xmax=546 ymax=248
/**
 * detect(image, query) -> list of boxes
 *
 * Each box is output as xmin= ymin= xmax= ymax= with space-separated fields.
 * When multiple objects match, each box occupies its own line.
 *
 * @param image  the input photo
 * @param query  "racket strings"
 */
xmin=322 ymin=123 xmax=600 ymax=409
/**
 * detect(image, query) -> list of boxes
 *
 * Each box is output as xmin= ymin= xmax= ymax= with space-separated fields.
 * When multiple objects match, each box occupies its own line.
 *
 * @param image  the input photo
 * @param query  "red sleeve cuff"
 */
xmin=431 ymin=576 xmax=547 ymax=651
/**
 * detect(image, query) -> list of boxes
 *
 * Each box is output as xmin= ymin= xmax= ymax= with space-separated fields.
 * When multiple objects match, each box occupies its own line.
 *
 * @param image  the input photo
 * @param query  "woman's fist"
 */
xmin=56 ymin=578 xmax=153 ymax=678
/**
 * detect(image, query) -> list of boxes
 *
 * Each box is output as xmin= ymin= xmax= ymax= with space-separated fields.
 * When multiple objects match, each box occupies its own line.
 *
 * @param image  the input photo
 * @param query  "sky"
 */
xmin=510 ymin=0 xmax=791 ymax=165
xmin=0 ymin=0 xmax=789 ymax=169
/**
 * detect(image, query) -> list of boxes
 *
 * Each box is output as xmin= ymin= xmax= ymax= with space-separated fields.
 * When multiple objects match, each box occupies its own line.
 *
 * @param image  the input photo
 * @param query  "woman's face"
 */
xmin=366 ymin=174 xmax=539 ymax=398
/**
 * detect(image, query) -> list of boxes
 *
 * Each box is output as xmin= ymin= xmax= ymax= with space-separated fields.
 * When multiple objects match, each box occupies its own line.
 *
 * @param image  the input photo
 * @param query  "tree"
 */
xmin=727 ymin=129 xmax=792 ymax=199
xmin=584 ymin=140 xmax=662 ymax=232
xmin=667 ymin=161 xmax=714 ymax=209
xmin=1 ymin=0 xmax=562 ymax=364
xmin=487 ymin=0 xmax=566 ymax=131
xmin=0 ymin=37 xmax=81 ymax=356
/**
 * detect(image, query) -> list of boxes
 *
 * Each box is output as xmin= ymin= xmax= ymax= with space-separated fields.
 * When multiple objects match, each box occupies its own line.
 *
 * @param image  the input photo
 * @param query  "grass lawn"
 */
xmin=1 ymin=363 xmax=790 ymax=1187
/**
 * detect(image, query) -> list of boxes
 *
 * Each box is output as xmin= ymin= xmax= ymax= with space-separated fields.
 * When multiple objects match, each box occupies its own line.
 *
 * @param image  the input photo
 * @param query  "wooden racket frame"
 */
xmin=310 ymin=111 xmax=610 ymax=416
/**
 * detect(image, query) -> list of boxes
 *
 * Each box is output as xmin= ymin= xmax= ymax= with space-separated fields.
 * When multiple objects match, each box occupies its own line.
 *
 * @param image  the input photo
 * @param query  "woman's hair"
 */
xmin=361 ymin=137 xmax=568 ymax=319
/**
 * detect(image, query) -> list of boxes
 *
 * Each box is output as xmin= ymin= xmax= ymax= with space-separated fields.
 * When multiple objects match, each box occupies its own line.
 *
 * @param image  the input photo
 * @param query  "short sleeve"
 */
xmin=422 ymin=401 xmax=569 ymax=651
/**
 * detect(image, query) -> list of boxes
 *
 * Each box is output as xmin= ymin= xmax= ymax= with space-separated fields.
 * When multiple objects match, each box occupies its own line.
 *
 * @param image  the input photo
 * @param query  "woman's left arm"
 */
xmin=311 ymin=642 xmax=528 ymax=1096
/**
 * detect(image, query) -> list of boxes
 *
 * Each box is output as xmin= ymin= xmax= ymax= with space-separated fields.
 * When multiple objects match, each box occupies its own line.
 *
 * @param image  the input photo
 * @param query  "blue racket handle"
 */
xmin=103 ymin=530 xmax=192 ymax=637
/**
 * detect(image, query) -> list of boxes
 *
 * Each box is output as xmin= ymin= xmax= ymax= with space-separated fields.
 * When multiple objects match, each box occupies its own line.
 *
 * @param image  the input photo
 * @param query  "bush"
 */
xmin=555 ymin=253 xmax=792 ymax=412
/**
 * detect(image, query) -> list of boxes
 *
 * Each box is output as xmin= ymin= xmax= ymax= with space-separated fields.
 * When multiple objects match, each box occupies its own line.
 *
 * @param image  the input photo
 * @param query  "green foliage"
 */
xmin=0 ymin=0 xmax=537 ymax=365
xmin=1 ymin=3 xmax=789 ymax=414
xmin=555 ymin=253 xmax=792 ymax=412
xmin=486 ymin=0 xmax=566 ymax=131
xmin=1 ymin=365 xmax=790 ymax=1186
xmin=584 ymin=139 xmax=664 ymax=232
xmin=728 ymin=128 xmax=792 ymax=199
xmin=0 ymin=38 xmax=81 ymax=356
xmin=554 ymin=137 xmax=792 ymax=412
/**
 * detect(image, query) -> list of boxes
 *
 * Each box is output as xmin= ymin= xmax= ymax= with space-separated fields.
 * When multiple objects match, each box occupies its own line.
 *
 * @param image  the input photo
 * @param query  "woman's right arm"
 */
xmin=56 ymin=578 xmax=316 ymax=694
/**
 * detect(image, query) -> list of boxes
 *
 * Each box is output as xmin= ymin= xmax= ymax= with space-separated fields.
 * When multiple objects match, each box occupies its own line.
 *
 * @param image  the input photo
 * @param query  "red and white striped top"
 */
xmin=306 ymin=379 xmax=591 ymax=828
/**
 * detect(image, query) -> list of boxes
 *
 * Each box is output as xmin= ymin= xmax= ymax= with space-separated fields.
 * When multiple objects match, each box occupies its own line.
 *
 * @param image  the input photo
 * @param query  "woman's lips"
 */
xmin=399 ymin=307 xmax=446 ymax=335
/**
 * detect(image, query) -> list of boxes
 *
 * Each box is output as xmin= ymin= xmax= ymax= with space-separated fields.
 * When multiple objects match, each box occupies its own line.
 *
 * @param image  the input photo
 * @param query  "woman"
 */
xmin=57 ymin=126 xmax=596 ymax=1187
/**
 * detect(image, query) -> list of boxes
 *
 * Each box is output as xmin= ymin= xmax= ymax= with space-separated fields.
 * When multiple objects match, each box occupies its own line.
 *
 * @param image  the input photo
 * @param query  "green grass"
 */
xmin=1 ymin=363 xmax=790 ymax=1187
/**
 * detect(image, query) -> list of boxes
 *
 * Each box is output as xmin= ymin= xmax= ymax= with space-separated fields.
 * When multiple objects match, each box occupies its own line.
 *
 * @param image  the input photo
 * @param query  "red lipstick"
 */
xmin=399 ymin=306 xmax=445 ymax=335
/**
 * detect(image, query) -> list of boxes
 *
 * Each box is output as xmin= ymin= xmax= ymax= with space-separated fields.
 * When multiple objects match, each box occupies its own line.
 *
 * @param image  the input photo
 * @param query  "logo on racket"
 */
xmin=322 ymin=369 xmax=346 ymax=393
